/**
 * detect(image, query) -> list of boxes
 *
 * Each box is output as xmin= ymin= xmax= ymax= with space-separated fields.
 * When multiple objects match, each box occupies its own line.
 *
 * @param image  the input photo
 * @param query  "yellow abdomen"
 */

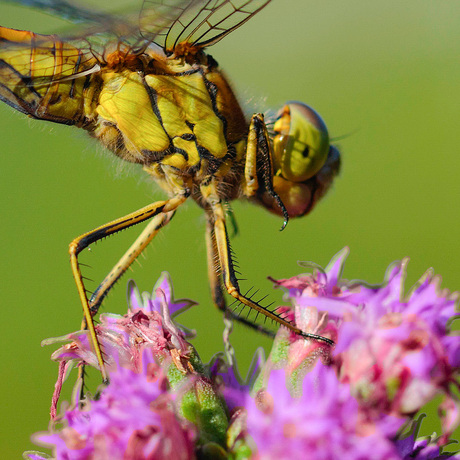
xmin=0 ymin=26 xmax=96 ymax=125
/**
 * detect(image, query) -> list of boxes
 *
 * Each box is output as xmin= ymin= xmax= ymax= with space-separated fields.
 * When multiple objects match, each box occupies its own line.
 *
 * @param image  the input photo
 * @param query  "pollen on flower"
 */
xmin=255 ymin=389 xmax=274 ymax=415
xmin=282 ymin=422 xmax=297 ymax=439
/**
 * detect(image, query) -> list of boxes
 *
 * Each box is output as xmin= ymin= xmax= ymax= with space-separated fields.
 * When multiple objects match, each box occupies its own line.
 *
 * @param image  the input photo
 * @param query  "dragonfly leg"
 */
xmin=205 ymin=211 xmax=226 ymax=311
xmin=201 ymin=178 xmax=320 ymax=339
xmin=201 ymin=178 xmax=334 ymax=345
xmin=69 ymin=194 xmax=187 ymax=382
xmin=242 ymin=114 xmax=261 ymax=198
xmin=242 ymin=113 xmax=289 ymax=229
xmin=243 ymin=113 xmax=289 ymax=230
xmin=88 ymin=210 xmax=176 ymax=315
xmin=205 ymin=210 xmax=276 ymax=337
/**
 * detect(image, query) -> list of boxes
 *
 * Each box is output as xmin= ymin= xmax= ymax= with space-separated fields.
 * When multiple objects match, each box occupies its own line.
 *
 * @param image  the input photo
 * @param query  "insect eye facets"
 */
xmin=271 ymin=102 xmax=330 ymax=184
xmin=272 ymin=105 xmax=291 ymax=175
xmin=265 ymin=102 xmax=333 ymax=218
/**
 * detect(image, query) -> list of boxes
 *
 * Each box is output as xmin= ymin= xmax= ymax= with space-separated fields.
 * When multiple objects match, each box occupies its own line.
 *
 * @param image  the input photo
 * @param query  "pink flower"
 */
xmin=242 ymin=364 xmax=402 ymax=460
xmin=32 ymin=352 xmax=196 ymax=460
xmin=27 ymin=273 xmax=227 ymax=460
xmin=24 ymin=254 xmax=459 ymax=459
xmin=272 ymin=248 xmax=460 ymax=438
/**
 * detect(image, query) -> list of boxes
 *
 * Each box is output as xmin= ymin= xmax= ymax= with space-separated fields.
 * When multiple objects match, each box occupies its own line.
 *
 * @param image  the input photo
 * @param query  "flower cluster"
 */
xmin=270 ymin=249 xmax=460 ymax=438
xmin=25 ymin=251 xmax=459 ymax=459
xmin=26 ymin=274 xmax=228 ymax=459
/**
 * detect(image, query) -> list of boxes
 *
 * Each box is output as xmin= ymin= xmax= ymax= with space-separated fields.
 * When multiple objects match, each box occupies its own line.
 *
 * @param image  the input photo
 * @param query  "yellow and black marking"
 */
xmin=0 ymin=0 xmax=340 ymax=382
xmin=0 ymin=27 xmax=97 ymax=125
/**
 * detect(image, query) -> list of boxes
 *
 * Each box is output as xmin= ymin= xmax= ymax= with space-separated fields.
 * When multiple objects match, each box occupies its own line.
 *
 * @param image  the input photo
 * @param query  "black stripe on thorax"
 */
xmin=140 ymin=72 xmax=166 ymax=131
xmin=201 ymin=69 xmax=228 ymax=141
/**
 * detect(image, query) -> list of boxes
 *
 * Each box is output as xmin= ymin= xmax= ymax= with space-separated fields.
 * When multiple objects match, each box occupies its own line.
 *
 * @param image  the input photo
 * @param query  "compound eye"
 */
xmin=273 ymin=102 xmax=330 ymax=182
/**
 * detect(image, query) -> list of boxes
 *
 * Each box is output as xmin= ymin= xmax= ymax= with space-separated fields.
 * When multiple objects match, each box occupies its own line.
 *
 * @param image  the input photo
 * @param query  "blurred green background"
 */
xmin=1 ymin=0 xmax=459 ymax=457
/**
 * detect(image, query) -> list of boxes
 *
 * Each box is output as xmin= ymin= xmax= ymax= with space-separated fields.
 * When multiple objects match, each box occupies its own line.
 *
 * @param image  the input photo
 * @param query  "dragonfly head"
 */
xmin=257 ymin=102 xmax=339 ymax=218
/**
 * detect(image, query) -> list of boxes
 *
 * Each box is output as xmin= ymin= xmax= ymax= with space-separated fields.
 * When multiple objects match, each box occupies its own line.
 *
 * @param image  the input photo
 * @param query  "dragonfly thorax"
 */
xmin=104 ymin=49 xmax=146 ymax=72
xmin=89 ymin=53 xmax=248 ymax=188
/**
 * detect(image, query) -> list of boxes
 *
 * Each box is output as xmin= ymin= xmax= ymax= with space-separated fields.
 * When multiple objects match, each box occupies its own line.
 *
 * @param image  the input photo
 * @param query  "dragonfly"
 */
xmin=0 ymin=0 xmax=340 ymax=381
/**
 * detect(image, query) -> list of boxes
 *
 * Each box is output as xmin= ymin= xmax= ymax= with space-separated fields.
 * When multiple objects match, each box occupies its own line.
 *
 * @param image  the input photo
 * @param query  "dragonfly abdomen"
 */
xmin=0 ymin=27 xmax=97 ymax=125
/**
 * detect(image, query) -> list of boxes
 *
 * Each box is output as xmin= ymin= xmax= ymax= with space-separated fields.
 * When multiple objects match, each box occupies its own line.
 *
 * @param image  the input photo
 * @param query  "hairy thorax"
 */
xmin=84 ymin=47 xmax=248 ymax=202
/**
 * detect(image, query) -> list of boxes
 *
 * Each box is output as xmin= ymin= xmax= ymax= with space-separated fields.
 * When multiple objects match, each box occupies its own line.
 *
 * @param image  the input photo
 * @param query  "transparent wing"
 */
xmin=0 ymin=0 xmax=272 ymax=94
xmin=2 ymin=0 xmax=121 ymax=26
xmin=0 ymin=0 xmax=151 ymax=61
xmin=0 ymin=0 xmax=174 ymax=118
xmin=2 ymin=0 xmax=151 ymax=49
xmin=140 ymin=0 xmax=272 ymax=52
xmin=0 ymin=27 xmax=100 ymax=121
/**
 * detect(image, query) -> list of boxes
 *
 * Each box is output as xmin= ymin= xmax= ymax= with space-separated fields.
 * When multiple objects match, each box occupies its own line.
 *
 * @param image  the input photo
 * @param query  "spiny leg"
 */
xmin=201 ymin=178 xmax=333 ymax=345
xmin=69 ymin=195 xmax=187 ymax=383
xmin=77 ymin=210 xmax=175 ymax=397
xmin=202 ymin=113 xmax=285 ymax=331
xmin=205 ymin=210 xmax=226 ymax=311
xmin=205 ymin=210 xmax=275 ymax=337
xmin=243 ymin=113 xmax=289 ymax=229
xmin=88 ymin=210 xmax=176 ymax=315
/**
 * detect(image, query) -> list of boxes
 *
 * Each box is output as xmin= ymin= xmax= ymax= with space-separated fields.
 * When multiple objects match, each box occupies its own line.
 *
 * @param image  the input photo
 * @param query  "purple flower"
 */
xmin=210 ymin=317 xmax=265 ymax=413
xmin=395 ymin=417 xmax=460 ymax=459
xmin=24 ymin=255 xmax=459 ymax=459
xmin=45 ymin=273 xmax=197 ymax=380
xmin=31 ymin=352 xmax=196 ymax=460
xmin=272 ymin=249 xmax=460 ymax=437
xmin=241 ymin=364 xmax=402 ymax=460
xmin=27 ymin=273 xmax=228 ymax=460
